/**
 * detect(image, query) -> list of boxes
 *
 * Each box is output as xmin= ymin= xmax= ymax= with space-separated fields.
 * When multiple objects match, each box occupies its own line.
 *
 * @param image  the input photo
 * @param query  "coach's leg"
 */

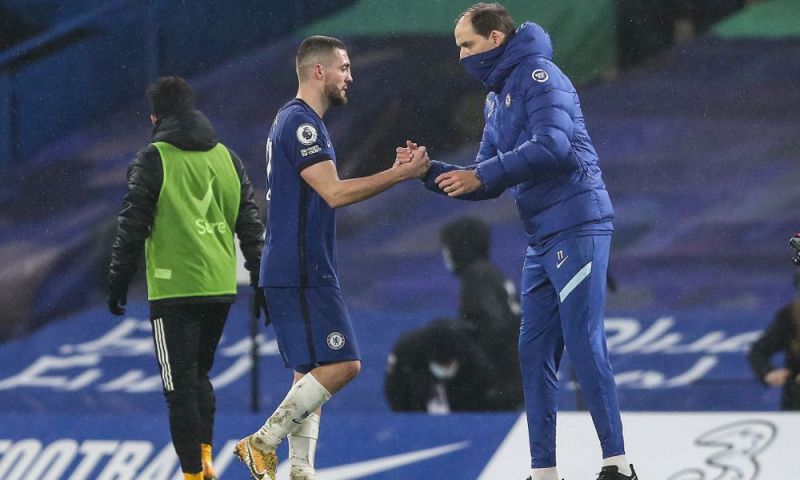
xmin=151 ymin=304 xmax=204 ymax=476
xmin=554 ymin=235 xmax=627 ymax=471
xmin=519 ymin=253 xmax=564 ymax=480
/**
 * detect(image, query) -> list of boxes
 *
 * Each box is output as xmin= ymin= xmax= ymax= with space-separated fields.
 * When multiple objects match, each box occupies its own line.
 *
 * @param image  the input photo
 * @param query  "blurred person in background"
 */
xmin=748 ymin=269 xmax=800 ymax=410
xmin=384 ymin=216 xmax=523 ymax=412
xmin=234 ymin=36 xmax=430 ymax=480
xmin=107 ymin=76 xmax=265 ymax=480
xmin=385 ymin=318 xmax=501 ymax=413
xmin=439 ymin=216 xmax=523 ymax=407
xmin=397 ymin=3 xmax=636 ymax=479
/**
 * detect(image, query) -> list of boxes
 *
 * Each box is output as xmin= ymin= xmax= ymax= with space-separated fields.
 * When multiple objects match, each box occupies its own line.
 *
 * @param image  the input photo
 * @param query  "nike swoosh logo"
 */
xmin=275 ymin=441 xmax=469 ymax=479
xmin=198 ymin=176 xmax=215 ymax=214
xmin=556 ymin=256 xmax=568 ymax=269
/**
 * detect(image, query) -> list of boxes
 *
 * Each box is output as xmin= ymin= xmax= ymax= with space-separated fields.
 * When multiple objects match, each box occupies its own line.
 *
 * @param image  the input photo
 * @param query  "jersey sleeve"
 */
xmin=281 ymin=111 xmax=335 ymax=172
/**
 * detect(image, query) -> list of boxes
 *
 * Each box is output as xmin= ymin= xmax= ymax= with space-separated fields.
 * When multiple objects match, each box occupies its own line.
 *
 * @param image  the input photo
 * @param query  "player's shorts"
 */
xmin=264 ymin=286 xmax=361 ymax=373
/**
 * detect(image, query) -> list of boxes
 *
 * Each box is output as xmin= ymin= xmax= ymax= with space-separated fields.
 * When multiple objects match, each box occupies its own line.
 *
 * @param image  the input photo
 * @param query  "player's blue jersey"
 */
xmin=259 ymin=98 xmax=338 ymax=287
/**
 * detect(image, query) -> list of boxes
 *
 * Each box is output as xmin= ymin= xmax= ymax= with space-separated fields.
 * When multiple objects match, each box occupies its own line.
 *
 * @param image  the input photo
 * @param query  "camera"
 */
xmin=790 ymin=234 xmax=800 ymax=265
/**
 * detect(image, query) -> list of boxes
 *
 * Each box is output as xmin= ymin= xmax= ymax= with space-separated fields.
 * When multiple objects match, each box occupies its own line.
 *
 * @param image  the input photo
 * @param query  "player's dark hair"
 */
xmin=296 ymin=35 xmax=347 ymax=79
xmin=456 ymin=3 xmax=516 ymax=38
xmin=146 ymin=76 xmax=195 ymax=118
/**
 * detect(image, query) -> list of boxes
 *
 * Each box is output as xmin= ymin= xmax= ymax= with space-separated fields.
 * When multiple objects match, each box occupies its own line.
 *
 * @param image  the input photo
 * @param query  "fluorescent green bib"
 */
xmin=145 ymin=142 xmax=240 ymax=300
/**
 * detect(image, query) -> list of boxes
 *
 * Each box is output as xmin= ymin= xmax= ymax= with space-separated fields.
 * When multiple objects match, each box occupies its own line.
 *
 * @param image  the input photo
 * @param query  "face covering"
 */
xmin=459 ymin=43 xmax=508 ymax=87
xmin=429 ymin=360 xmax=460 ymax=381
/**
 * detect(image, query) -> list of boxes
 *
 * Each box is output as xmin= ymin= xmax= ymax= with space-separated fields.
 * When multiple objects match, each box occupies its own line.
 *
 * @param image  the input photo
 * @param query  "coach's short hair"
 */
xmin=147 ymin=76 xmax=195 ymax=118
xmin=296 ymin=35 xmax=347 ymax=81
xmin=456 ymin=3 xmax=516 ymax=37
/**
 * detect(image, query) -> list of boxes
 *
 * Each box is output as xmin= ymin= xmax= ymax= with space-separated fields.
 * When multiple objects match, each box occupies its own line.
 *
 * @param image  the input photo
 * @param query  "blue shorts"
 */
xmin=264 ymin=286 xmax=360 ymax=373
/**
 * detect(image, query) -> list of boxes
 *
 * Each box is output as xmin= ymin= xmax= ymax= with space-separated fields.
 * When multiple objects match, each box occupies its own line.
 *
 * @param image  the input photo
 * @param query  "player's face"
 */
xmin=324 ymin=49 xmax=353 ymax=106
xmin=454 ymin=16 xmax=499 ymax=60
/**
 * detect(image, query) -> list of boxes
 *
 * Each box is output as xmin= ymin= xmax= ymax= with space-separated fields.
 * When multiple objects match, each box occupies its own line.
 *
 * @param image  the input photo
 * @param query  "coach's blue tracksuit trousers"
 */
xmin=519 ymin=234 xmax=624 ymax=468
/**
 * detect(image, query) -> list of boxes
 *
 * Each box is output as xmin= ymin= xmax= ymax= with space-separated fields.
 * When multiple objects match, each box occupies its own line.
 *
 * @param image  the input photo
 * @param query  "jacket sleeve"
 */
xmin=475 ymin=82 xmax=577 ymax=191
xmin=108 ymin=146 xmax=162 ymax=292
xmin=748 ymin=309 xmax=790 ymax=382
xmin=420 ymin=97 xmax=506 ymax=201
xmin=420 ymin=160 xmax=504 ymax=201
xmin=229 ymin=149 xmax=265 ymax=287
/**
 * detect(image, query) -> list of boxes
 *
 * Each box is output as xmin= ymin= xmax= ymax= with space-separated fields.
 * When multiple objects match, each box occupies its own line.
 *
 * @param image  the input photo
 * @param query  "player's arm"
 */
xmin=300 ymin=150 xmax=429 ymax=209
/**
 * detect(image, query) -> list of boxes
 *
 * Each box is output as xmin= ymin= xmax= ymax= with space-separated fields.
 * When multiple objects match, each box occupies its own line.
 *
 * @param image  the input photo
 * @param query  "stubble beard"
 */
xmin=325 ymin=81 xmax=348 ymax=106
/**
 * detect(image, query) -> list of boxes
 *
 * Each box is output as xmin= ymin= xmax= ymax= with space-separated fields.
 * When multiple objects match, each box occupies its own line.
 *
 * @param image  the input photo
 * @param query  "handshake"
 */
xmin=392 ymin=140 xmax=431 ymax=179
xmin=393 ymin=140 xmax=482 ymax=196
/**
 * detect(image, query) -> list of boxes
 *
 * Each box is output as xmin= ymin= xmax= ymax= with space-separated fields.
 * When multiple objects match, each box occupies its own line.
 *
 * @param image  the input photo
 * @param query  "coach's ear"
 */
xmin=150 ymin=114 xmax=158 ymax=125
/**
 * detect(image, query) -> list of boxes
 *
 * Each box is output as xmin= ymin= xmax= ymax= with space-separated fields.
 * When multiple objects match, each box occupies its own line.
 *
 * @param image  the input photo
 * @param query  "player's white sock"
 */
xmin=530 ymin=466 xmax=559 ymax=480
xmin=289 ymin=412 xmax=320 ymax=473
xmin=254 ymin=374 xmax=332 ymax=451
xmin=603 ymin=455 xmax=631 ymax=476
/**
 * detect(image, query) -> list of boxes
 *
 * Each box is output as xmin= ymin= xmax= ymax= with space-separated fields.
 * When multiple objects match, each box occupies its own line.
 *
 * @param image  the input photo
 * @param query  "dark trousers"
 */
xmin=150 ymin=302 xmax=230 ymax=473
xmin=782 ymin=381 xmax=800 ymax=411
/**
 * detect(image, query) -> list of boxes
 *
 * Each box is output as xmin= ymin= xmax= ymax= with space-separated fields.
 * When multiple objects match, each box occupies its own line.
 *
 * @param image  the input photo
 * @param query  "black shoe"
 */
xmin=597 ymin=464 xmax=637 ymax=480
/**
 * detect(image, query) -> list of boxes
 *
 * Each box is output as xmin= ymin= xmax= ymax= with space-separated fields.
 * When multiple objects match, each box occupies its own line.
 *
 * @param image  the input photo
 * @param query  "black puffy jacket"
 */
xmin=108 ymin=110 xmax=264 ymax=303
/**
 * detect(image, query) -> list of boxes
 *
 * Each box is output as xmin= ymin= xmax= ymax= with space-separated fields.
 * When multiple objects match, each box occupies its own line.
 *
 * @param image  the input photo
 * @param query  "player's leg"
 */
xmin=195 ymin=302 xmax=230 ymax=480
xmin=548 ymin=235 xmax=634 ymax=478
xmin=519 ymin=252 xmax=564 ymax=480
xmin=150 ymin=303 xmax=205 ymax=478
xmin=287 ymin=370 xmax=322 ymax=480
xmin=236 ymin=286 xmax=360 ymax=480
xmin=250 ymin=284 xmax=361 ymax=452
xmin=253 ymin=360 xmax=359 ymax=440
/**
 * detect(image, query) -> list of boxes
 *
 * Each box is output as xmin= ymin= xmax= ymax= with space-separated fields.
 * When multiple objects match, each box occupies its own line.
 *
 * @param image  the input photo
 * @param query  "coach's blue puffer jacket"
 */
xmin=425 ymin=22 xmax=613 ymax=251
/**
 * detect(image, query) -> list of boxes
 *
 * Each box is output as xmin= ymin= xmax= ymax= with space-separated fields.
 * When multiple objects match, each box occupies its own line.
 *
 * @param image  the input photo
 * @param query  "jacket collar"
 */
xmin=460 ymin=22 xmax=554 ymax=92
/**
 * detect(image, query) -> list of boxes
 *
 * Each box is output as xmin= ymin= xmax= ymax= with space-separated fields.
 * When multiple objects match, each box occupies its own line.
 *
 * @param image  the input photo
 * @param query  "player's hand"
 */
xmin=108 ymin=285 xmax=128 ymax=316
xmin=394 ymin=140 xmax=419 ymax=166
xmin=411 ymin=145 xmax=431 ymax=178
xmin=435 ymin=170 xmax=481 ymax=197
xmin=395 ymin=144 xmax=430 ymax=179
xmin=764 ymin=368 xmax=790 ymax=386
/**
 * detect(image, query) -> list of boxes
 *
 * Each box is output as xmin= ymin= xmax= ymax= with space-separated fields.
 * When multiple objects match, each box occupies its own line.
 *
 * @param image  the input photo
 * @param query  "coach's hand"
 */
xmin=436 ymin=169 xmax=481 ymax=197
xmin=108 ymin=284 xmax=128 ymax=316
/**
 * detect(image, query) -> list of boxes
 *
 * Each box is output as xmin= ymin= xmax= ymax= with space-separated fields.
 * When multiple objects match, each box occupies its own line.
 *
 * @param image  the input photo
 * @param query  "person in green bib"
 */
xmin=107 ymin=76 xmax=264 ymax=480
